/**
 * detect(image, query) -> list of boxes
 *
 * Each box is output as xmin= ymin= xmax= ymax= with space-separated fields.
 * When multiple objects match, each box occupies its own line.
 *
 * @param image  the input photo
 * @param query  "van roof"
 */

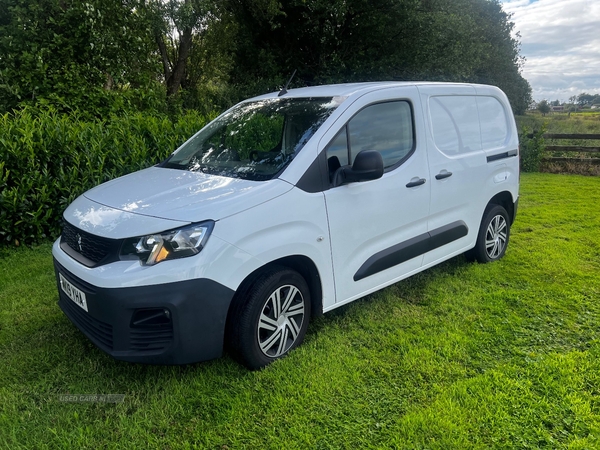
xmin=249 ymin=81 xmax=491 ymax=101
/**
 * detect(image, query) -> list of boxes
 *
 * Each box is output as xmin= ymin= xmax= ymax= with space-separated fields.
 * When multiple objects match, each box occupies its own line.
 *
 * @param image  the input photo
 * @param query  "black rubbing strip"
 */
xmin=487 ymin=149 xmax=518 ymax=163
xmin=353 ymin=233 xmax=430 ymax=281
xmin=428 ymin=221 xmax=468 ymax=250
xmin=353 ymin=221 xmax=469 ymax=281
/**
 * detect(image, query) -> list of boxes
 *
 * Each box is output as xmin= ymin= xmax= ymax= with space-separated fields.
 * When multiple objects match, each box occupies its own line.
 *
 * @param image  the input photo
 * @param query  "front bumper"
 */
xmin=54 ymin=258 xmax=235 ymax=364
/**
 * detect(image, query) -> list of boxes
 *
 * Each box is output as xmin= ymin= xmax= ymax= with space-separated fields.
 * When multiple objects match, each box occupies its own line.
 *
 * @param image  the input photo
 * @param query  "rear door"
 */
xmin=322 ymin=86 xmax=431 ymax=307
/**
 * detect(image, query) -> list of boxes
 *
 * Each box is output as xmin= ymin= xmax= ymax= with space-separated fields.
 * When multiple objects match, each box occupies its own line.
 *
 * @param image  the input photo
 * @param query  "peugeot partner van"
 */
xmin=53 ymin=82 xmax=519 ymax=369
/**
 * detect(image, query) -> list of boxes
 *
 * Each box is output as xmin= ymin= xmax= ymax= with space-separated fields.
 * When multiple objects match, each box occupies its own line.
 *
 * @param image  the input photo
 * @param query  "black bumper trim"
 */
xmin=54 ymin=259 xmax=235 ymax=365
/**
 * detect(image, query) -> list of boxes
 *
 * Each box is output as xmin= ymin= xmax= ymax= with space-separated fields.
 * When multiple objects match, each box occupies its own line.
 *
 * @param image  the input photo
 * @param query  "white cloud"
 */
xmin=501 ymin=0 xmax=600 ymax=102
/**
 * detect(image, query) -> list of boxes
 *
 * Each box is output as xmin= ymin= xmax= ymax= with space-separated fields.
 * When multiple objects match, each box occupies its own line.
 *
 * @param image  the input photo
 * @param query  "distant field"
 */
xmin=1 ymin=173 xmax=600 ymax=449
xmin=516 ymin=110 xmax=600 ymax=134
xmin=516 ymin=111 xmax=600 ymax=176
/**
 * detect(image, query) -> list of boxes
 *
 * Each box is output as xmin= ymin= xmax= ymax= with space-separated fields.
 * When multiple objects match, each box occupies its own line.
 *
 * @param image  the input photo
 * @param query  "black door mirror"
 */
xmin=333 ymin=150 xmax=384 ymax=186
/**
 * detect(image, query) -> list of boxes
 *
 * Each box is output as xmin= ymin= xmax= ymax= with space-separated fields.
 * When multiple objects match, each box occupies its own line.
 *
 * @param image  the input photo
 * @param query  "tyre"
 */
xmin=229 ymin=267 xmax=311 ymax=370
xmin=469 ymin=204 xmax=510 ymax=263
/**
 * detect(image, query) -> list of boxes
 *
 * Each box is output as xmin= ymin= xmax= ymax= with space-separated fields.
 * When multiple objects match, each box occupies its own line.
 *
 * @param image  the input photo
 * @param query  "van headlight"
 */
xmin=121 ymin=221 xmax=214 ymax=266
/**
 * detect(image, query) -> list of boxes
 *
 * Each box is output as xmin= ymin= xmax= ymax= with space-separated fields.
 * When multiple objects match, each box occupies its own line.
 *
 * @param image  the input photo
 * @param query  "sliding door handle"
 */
xmin=406 ymin=177 xmax=426 ymax=188
xmin=435 ymin=171 xmax=453 ymax=180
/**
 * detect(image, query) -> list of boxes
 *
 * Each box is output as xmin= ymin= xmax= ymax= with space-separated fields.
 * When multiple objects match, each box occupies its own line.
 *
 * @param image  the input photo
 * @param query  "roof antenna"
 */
xmin=278 ymin=70 xmax=297 ymax=97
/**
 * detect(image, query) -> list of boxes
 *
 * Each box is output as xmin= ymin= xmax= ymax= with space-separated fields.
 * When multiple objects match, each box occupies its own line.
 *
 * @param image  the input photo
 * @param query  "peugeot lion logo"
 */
xmin=76 ymin=234 xmax=83 ymax=252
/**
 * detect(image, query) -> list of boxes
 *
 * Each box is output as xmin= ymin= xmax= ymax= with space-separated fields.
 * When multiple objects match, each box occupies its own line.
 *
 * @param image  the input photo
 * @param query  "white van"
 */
xmin=53 ymin=82 xmax=519 ymax=369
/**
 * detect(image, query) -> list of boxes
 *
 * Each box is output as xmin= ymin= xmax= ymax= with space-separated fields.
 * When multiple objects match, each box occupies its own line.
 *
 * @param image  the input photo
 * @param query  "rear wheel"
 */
xmin=469 ymin=204 xmax=510 ymax=263
xmin=229 ymin=267 xmax=311 ymax=370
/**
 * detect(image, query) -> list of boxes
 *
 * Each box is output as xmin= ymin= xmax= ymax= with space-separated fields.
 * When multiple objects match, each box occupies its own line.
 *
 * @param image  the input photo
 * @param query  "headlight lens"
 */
xmin=121 ymin=221 xmax=214 ymax=266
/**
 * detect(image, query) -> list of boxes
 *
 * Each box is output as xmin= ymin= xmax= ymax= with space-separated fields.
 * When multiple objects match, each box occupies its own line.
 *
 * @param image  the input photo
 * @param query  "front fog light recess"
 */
xmin=121 ymin=221 xmax=214 ymax=266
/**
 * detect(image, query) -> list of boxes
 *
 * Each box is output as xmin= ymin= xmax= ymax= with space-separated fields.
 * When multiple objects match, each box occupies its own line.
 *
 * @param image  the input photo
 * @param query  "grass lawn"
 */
xmin=1 ymin=172 xmax=600 ymax=449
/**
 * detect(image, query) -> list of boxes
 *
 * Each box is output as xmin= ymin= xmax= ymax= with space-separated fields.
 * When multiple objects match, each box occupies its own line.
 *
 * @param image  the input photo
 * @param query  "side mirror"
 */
xmin=333 ymin=150 xmax=384 ymax=186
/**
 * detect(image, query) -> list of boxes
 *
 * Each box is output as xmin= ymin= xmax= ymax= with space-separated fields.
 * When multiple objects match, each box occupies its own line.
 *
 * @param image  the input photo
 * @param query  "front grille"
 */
xmin=60 ymin=296 xmax=114 ymax=351
xmin=61 ymin=222 xmax=121 ymax=267
xmin=129 ymin=327 xmax=174 ymax=352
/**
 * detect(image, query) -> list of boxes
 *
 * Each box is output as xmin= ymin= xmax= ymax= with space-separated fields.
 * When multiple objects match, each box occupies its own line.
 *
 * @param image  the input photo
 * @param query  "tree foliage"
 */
xmin=577 ymin=93 xmax=600 ymax=106
xmin=224 ymin=0 xmax=531 ymax=113
xmin=0 ymin=0 xmax=163 ymax=116
xmin=0 ymin=108 xmax=212 ymax=245
xmin=537 ymin=100 xmax=550 ymax=116
xmin=0 ymin=0 xmax=531 ymax=115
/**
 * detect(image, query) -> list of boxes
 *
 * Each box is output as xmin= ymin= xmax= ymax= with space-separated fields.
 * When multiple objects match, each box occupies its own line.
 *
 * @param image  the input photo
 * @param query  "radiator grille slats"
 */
xmin=61 ymin=222 xmax=120 ymax=266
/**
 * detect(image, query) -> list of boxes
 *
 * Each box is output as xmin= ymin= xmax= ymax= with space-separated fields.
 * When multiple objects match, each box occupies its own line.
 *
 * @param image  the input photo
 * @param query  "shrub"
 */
xmin=0 ymin=108 xmax=214 ymax=246
xmin=519 ymin=125 xmax=546 ymax=172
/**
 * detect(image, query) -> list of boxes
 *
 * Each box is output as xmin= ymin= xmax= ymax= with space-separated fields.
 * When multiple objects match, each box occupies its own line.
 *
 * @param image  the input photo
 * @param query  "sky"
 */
xmin=500 ymin=0 xmax=600 ymax=103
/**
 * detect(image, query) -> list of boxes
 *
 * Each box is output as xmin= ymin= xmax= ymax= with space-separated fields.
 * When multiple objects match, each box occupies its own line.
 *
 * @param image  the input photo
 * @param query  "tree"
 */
xmin=577 ymin=93 xmax=596 ymax=106
xmin=223 ymin=0 xmax=531 ymax=114
xmin=538 ymin=100 xmax=551 ymax=116
xmin=0 ymin=0 xmax=159 ymax=114
xmin=146 ymin=0 xmax=216 ymax=98
xmin=0 ymin=0 xmax=533 ymax=116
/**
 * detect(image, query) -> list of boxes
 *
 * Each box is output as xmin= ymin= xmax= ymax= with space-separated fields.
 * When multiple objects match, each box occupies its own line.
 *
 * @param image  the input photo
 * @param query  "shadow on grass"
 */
xmin=307 ymin=254 xmax=472 ymax=336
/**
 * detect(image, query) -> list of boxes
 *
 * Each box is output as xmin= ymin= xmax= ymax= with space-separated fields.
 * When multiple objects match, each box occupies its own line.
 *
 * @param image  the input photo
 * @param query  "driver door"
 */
xmin=322 ymin=87 xmax=431 ymax=306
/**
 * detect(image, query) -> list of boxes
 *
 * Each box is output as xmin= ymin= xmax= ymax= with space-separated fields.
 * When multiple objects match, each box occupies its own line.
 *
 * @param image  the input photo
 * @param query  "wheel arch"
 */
xmin=488 ymin=190 xmax=516 ymax=225
xmin=224 ymin=255 xmax=323 ymax=345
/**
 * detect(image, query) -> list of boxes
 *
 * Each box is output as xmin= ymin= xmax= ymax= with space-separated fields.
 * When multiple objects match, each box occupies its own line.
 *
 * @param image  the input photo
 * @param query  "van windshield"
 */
xmin=161 ymin=97 xmax=342 ymax=181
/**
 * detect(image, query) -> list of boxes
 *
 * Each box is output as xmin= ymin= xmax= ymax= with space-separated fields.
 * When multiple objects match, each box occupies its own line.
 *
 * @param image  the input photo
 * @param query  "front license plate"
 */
xmin=59 ymin=273 xmax=88 ymax=312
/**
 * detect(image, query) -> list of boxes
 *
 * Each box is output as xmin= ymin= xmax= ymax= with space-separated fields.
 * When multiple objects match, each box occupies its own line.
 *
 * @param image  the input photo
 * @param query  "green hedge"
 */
xmin=0 ymin=109 xmax=214 ymax=246
xmin=519 ymin=125 xmax=547 ymax=173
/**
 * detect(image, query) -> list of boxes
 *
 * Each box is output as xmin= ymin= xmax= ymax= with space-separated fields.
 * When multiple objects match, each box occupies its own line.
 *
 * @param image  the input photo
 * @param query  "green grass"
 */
xmin=1 ymin=173 xmax=600 ymax=448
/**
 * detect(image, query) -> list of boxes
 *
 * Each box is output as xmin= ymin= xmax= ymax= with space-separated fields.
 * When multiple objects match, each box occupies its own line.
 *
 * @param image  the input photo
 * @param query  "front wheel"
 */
xmin=229 ymin=267 xmax=311 ymax=370
xmin=469 ymin=204 xmax=510 ymax=263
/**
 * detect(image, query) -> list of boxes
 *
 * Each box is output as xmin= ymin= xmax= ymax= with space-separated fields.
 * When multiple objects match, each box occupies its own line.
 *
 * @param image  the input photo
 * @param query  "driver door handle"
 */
xmin=406 ymin=177 xmax=426 ymax=188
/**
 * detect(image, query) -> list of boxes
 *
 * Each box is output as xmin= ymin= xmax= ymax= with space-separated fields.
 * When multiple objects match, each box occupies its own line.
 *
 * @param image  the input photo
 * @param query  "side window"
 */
xmin=326 ymin=128 xmax=349 ymax=168
xmin=325 ymin=101 xmax=414 ymax=180
xmin=430 ymin=96 xmax=481 ymax=155
xmin=477 ymin=96 xmax=508 ymax=149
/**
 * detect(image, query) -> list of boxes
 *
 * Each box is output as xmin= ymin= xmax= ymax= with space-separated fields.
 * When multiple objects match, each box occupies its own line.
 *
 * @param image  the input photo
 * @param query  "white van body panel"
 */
xmin=52 ymin=233 xmax=259 ymax=290
xmin=63 ymin=194 xmax=191 ymax=239
xmin=83 ymin=166 xmax=293 ymax=223
xmin=320 ymin=85 xmax=431 ymax=303
xmin=418 ymin=84 xmax=519 ymax=266
xmin=212 ymin=187 xmax=336 ymax=309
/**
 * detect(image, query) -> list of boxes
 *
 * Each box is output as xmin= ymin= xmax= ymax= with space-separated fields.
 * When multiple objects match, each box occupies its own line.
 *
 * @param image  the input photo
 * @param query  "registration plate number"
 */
xmin=59 ymin=273 xmax=88 ymax=312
